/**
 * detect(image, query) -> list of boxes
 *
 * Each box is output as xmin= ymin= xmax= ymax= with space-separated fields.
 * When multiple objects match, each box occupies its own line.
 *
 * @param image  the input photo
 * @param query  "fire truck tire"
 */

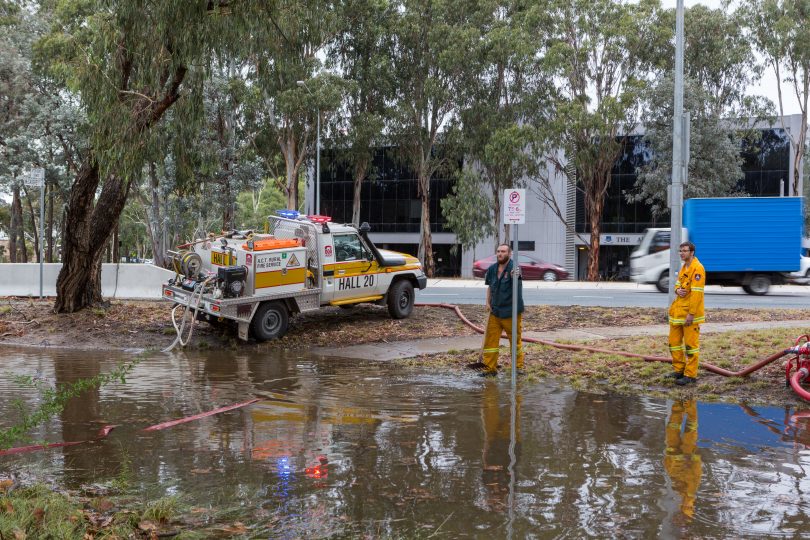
xmin=251 ymin=301 xmax=289 ymax=341
xmin=387 ymin=279 xmax=415 ymax=319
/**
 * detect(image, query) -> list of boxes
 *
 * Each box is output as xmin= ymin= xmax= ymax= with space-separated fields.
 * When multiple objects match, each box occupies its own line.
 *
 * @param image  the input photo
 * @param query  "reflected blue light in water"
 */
xmin=698 ymin=403 xmax=810 ymax=452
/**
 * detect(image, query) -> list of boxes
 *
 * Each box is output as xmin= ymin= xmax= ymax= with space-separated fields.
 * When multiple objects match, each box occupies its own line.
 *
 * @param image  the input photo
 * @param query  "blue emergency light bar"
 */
xmin=276 ymin=209 xmax=300 ymax=219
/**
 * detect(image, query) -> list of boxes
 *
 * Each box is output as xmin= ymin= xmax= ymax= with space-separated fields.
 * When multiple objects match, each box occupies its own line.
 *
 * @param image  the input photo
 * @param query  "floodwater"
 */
xmin=2 ymin=347 xmax=810 ymax=538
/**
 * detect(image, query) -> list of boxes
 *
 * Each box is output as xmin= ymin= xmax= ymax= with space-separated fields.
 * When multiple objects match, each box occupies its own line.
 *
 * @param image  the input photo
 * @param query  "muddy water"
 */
xmin=2 ymin=347 xmax=810 ymax=538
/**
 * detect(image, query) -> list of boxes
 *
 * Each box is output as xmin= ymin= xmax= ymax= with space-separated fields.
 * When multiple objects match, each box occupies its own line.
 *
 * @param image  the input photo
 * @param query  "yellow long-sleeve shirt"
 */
xmin=669 ymin=257 xmax=705 ymax=325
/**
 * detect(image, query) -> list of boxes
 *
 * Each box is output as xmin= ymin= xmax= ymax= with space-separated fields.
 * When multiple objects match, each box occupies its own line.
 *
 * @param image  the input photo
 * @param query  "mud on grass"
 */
xmin=0 ymin=298 xmax=476 ymax=351
xmin=1 ymin=297 xmax=808 ymax=352
xmin=409 ymin=327 xmax=810 ymax=407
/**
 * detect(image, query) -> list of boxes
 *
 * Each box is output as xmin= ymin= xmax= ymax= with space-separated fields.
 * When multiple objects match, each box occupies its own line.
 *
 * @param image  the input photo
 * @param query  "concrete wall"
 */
xmin=0 ymin=263 xmax=175 ymax=298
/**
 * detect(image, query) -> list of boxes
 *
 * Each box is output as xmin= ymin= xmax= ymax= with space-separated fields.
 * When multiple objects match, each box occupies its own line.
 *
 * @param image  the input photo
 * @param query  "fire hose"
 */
xmin=415 ymin=303 xmax=799 ymax=379
xmin=0 ymin=398 xmax=259 ymax=456
xmin=163 ymin=276 xmax=216 ymax=352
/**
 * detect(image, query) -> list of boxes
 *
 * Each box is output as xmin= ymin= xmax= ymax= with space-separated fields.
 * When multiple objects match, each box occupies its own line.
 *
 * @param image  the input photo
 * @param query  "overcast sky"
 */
xmin=659 ymin=0 xmax=802 ymax=116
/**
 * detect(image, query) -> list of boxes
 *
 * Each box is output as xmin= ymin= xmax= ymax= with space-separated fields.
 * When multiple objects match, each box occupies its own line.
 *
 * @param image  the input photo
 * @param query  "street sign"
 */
xmin=503 ymin=188 xmax=525 ymax=224
xmin=24 ymin=168 xmax=45 ymax=187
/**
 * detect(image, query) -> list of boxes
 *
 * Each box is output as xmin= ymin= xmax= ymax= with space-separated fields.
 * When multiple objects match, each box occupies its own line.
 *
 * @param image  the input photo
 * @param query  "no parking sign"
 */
xmin=503 ymin=189 xmax=525 ymax=224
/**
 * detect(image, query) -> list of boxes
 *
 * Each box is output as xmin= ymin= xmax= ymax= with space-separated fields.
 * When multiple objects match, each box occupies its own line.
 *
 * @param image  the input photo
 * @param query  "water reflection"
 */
xmin=2 ymin=347 xmax=810 ymax=537
xmin=664 ymin=400 xmax=702 ymax=523
xmin=480 ymin=380 xmax=521 ymax=512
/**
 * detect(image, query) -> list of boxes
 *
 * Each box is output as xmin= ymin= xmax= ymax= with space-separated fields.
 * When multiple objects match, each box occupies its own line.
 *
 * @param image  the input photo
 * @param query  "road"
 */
xmin=416 ymin=281 xmax=810 ymax=309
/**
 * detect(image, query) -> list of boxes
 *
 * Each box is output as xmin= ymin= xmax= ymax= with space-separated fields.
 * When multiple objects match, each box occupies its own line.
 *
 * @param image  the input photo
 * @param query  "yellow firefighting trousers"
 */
xmin=664 ymin=400 xmax=702 ymax=520
xmin=482 ymin=313 xmax=524 ymax=372
xmin=669 ymin=323 xmax=700 ymax=378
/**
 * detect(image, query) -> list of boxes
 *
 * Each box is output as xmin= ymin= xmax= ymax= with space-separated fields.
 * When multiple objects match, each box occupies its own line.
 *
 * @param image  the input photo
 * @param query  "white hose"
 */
xmin=162 ymin=277 xmax=215 ymax=352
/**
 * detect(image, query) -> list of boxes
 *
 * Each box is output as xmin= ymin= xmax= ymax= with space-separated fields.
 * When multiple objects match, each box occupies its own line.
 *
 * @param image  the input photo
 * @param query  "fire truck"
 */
xmin=162 ymin=211 xmax=427 ymax=342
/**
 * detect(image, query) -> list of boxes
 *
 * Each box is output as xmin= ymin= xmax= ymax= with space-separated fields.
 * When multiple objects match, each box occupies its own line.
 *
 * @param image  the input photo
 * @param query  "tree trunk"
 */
xmin=793 ymin=110 xmax=807 ymax=196
xmin=146 ymin=162 xmax=165 ymax=267
xmin=9 ymin=186 xmax=19 ymax=263
xmin=492 ymin=185 xmax=502 ymax=245
xmin=281 ymin=134 xmax=300 ymax=210
xmin=10 ymin=185 xmax=27 ymax=263
xmin=23 ymin=186 xmax=40 ymax=263
xmin=112 ymin=222 xmax=120 ymax=264
xmin=47 ymin=181 xmax=54 ymax=262
xmin=222 ymin=173 xmax=234 ymax=230
xmin=586 ymin=197 xmax=604 ymax=282
xmin=351 ymin=158 xmax=368 ymax=226
xmin=55 ymin=159 xmax=132 ymax=313
xmin=417 ymin=167 xmax=435 ymax=277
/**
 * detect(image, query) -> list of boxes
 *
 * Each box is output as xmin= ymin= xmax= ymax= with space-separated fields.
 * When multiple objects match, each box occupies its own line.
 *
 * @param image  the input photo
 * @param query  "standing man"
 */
xmin=668 ymin=241 xmax=705 ymax=386
xmin=474 ymin=243 xmax=525 ymax=377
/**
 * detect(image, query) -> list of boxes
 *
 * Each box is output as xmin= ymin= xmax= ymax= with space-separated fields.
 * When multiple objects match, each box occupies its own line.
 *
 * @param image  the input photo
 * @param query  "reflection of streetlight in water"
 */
xmin=480 ymin=381 xmax=521 ymax=514
xmin=664 ymin=400 xmax=702 ymax=522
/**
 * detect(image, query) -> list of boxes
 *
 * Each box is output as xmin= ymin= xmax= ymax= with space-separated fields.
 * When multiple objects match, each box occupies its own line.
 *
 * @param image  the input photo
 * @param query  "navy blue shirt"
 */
xmin=485 ymin=259 xmax=525 ymax=319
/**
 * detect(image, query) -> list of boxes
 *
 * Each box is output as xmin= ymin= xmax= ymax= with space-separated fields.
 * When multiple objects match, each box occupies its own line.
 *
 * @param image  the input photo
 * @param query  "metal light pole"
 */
xmin=668 ymin=0 xmax=686 ymax=306
xmin=297 ymin=80 xmax=320 ymax=215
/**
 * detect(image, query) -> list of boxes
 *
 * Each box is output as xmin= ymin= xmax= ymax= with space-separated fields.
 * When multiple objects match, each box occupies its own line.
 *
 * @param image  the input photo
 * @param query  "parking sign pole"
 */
xmin=511 ymin=223 xmax=518 ymax=388
xmin=39 ymin=179 xmax=44 ymax=298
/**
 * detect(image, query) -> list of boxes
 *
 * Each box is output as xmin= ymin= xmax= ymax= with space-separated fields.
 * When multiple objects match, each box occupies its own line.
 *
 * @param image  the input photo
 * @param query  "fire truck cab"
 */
xmin=162 ymin=211 xmax=427 ymax=342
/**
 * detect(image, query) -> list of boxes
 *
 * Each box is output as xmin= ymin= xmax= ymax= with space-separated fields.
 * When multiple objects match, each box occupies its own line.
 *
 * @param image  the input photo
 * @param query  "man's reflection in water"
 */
xmin=664 ymin=400 xmax=702 ymax=521
xmin=481 ymin=381 xmax=521 ymax=512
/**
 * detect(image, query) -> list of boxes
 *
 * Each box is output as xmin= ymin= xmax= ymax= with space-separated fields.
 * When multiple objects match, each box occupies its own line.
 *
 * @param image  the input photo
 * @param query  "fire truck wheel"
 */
xmin=251 ymin=301 xmax=289 ymax=341
xmin=387 ymin=279 xmax=415 ymax=319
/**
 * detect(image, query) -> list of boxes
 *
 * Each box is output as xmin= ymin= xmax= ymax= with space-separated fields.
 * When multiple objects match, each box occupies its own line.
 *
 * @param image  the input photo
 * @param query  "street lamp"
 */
xmin=297 ymin=80 xmax=320 ymax=215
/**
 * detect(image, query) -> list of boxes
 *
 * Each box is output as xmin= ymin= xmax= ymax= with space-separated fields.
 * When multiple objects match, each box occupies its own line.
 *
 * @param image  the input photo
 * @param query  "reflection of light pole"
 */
xmin=297 ymin=80 xmax=320 ymax=215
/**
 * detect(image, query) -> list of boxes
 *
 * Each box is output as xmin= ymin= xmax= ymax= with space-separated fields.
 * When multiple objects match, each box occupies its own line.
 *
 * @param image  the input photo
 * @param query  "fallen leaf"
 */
xmin=216 ymin=522 xmax=249 ymax=534
xmin=138 ymin=520 xmax=158 ymax=532
xmin=13 ymin=529 xmax=26 ymax=540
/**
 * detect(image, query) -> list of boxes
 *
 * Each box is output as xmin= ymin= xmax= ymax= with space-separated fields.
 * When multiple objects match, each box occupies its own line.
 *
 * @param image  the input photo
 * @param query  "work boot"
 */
xmin=675 ymin=376 xmax=697 ymax=386
xmin=465 ymin=362 xmax=487 ymax=370
xmin=665 ymin=371 xmax=684 ymax=380
xmin=478 ymin=370 xmax=498 ymax=378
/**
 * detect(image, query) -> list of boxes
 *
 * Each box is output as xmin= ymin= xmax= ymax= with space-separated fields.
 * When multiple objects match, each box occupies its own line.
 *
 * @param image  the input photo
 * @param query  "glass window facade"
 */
xmin=576 ymin=128 xmax=792 ymax=234
xmin=319 ymin=147 xmax=455 ymax=233
xmin=576 ymin=136 xmax=659 ymax=234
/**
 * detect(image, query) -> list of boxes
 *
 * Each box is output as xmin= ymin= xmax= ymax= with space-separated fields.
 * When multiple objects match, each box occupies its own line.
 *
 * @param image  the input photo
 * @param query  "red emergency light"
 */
xmin=307 ymin=215 xmax=332 ymax=224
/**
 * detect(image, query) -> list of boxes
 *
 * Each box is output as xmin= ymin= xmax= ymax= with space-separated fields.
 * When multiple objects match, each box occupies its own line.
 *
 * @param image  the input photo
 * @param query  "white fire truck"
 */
xmin=162 ymin=212 xmax=428 ymax=342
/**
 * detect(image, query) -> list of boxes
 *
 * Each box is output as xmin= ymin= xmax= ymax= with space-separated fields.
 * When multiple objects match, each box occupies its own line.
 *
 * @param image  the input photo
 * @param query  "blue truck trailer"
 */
xmin=630 ymin=197 xmax=803 ymax=295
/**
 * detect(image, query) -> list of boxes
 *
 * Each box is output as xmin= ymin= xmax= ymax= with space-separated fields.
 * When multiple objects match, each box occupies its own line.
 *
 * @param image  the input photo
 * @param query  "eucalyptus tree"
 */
xmin=541 ymin=0 xmax=659 ymax=281
xmin=745 ymin=0 xmax=810 ymax=196
xmin=388 ymin=0 xmax=480 ymax=276
xmin=458 ymin=0 xmax=550 ymax=246
xmin=35 ymin=0 xmax=275 ymax=312
xmin=328 ymin=0 xmax=396 ymax=226
xmin=247 ymin=0 xmax=345 ymax=212
xmin=632 ymin=4 xmax=768 ymax=215
xmin=0 ymin=2 xmax=81 ymax=264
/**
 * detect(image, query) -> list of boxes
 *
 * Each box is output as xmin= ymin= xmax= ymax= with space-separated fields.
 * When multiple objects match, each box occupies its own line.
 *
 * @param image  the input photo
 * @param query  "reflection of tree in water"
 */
xmin=480 ymin=381 xmax=520 ymax=512
xmin=664 ymin=400 xmax=702 ymax=522
xmin=54 ymin=355 xmax=102 ymax=486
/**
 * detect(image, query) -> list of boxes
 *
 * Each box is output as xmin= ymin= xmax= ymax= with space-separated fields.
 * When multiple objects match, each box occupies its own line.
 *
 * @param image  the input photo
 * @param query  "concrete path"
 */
xmin=311 ymin=319 xmax=810 ymax=361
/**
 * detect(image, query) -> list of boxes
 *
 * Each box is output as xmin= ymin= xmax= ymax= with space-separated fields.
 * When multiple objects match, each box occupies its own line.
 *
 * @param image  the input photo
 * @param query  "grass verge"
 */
xmin=408 ymin=327 xmax=810 ymax=406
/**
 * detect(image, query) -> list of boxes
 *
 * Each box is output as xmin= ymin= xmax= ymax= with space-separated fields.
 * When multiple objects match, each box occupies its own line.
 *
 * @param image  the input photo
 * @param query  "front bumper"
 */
xmin=416 ymin=273 xmax=428 ymax=290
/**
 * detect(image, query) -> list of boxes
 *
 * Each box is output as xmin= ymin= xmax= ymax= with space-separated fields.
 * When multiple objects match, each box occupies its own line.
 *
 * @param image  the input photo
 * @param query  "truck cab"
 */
xmin=630 ymin=228 xmax=682 ymax=292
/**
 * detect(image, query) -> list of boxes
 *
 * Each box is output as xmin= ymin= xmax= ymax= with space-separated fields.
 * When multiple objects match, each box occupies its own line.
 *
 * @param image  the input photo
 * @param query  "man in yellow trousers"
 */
xmin=664 ymin=400 xmax=702 ymax=521
xmin=472 ymin=243 xmax=524 ymax=377
xmin=668 ymin=241 xmax=705 ymax=386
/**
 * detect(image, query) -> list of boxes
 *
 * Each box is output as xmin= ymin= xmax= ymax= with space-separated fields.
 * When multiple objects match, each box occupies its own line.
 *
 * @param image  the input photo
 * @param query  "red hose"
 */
xmin=415 ymin=303 xmax=791 ymax=378
xmin=790 ymin=368 xmax=810 ymax=401
xmin=1 ymin=399 xmax=259 ymax=455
